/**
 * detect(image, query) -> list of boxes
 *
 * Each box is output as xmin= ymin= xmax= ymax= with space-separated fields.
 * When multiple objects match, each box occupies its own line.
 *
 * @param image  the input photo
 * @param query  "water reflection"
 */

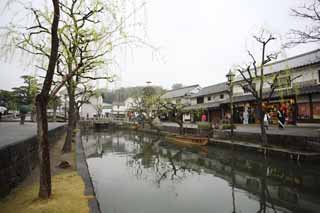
xmin=82 ymin=130 xmax=320 ymax=213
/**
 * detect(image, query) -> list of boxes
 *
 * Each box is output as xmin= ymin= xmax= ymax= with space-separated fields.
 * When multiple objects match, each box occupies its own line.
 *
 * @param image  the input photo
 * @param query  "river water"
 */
xmin=82 ymin=130 xmax=320 ymax=213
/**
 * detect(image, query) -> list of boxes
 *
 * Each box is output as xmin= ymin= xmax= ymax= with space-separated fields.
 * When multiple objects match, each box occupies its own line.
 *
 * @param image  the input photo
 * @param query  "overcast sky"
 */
xmin=0 ymin=0 xmax=318 ymax=91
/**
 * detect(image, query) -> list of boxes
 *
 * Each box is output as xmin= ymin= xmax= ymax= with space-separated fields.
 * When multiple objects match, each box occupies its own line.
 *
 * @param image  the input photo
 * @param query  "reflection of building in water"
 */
xmin=158 ymin=145 xmax=320 ymax=213
xmin=83 ymin=131 xmax=320 ymax=213
xmin=82 ymin=134 xmax=113 ymax=158
xmin=83 ymin=131 xmax=158 ymax=158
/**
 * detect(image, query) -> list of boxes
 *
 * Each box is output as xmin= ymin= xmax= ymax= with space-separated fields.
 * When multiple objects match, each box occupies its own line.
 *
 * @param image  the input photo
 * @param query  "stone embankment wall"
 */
xmin=212 ymin=130 xmax=320 ymax=151
xmin=0 ymin=125 xmax=65 ymax=197
xmin=79 ymin=121 xmax=320 ymax=152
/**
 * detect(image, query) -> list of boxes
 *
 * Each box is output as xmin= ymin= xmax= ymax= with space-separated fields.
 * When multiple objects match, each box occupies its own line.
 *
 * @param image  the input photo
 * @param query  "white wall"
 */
xmin=80 ymin=103 xmax=97 ymax=118
xmin=233 ymin=64 xmax=320 ymax=96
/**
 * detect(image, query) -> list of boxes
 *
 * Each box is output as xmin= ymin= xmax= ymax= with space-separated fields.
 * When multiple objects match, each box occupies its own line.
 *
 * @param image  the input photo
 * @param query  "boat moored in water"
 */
xmin=168 ymin=135 xmax=208 ymax=146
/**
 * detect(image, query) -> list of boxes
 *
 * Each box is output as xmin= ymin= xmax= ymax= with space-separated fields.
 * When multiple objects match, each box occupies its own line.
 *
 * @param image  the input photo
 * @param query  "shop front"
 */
xmin=297 ymin=94 xmax=320 ymax=123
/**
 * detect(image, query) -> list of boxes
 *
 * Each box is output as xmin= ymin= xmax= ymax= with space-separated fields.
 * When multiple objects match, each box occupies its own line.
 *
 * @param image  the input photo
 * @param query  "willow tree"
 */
xmin=3 ymin=0 xmax=61 ymax=199
xmin=2 ymin=0 xmax=61 ymax=199
xmin=2 ymin=0 xmax=149 ymax=198
xmin=3 ymin=0 xmax=150 ymax=153
xmin=36 ymin=0 xmax=60 ymax=199
xmin=54 ymin=0 xmax=147 ymax=152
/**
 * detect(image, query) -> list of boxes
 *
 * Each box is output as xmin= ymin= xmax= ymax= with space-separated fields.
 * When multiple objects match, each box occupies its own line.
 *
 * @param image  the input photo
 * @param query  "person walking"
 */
xmin=243 ymin=109 xmax=249 ymax=125
xmin=201 ymin=114 xmax=207 ymax=122
xmin=264 ymin=111 xmax=270 ymax=130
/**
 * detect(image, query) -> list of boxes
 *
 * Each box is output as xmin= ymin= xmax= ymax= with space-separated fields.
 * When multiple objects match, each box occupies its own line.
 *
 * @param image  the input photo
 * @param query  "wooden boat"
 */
xmin=168 ymin=135 xmax=208 ymax=146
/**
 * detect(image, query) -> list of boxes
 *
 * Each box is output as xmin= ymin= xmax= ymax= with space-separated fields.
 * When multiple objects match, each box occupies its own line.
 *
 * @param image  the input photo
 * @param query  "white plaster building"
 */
xmin=80 ymin=95 xmax=104 ymax=119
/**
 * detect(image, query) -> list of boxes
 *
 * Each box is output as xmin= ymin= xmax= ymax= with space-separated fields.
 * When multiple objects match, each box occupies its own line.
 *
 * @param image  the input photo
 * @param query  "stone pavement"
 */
xmin=160 ymin=122 xmax=320 ymax=138
xmin=0 ymin=122 xmax=66 ymax=149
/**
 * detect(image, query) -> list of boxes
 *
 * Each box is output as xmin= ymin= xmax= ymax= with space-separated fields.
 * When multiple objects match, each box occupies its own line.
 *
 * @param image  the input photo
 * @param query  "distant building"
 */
xmin=101 ymin=103 xmax=112 ymax=118
xmin=187 ymin=49 xmax=320 ymax=124
xmin=185 ymin=82 xmax=229 ymax=124
xmin=161 ymin=84 xmax=201 ymax=105
xmin=111 ymin=102 xmax=126 ymax=120
xmin=231 ymin=49 xmax=320 ymax=124
xmin=80 ymin=96 xmax=103 ymax=119
xmin=160 ymin=85 xmax=201 ymax=122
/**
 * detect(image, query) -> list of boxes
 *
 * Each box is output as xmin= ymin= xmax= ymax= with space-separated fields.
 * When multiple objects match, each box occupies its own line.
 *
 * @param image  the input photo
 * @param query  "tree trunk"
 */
xmin=36 ymin=0 xmax=60 ymax=199
xmin=258 ymin=101 xmax=268 ymax=146
xmin=53 ymin=104 xmax=57 ymax=122
xmin=36 ymin=95 xmax=51 ymax=198
xmin=62 ymin=84 xmax=75 ymax=153
xmin=31 ymin=106 xmax=37 ymax=122
xmin=20 ymin=114 xmax=25 ymax=125
xmin=75 ymin=107 xmax=80 ymax=123
xmin=178 ymin=122 xmax=183 ymax=135
xmin=259 ymin=42 xmax=268 ymax=146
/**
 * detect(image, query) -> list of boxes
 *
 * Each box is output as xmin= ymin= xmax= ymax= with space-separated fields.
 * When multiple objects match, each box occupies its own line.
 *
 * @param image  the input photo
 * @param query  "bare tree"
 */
xmin=35 ymin=0 xmax=60 ymax=199
xmin=286 ymin=0 xmax=320 ymax=47
xmin=236 ymin=31 xmax=280 ymax=145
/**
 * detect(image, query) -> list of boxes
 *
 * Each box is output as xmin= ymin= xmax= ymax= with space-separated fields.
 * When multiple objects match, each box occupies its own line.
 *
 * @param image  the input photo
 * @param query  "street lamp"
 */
xmin=226 ymin=70 xmax=235 ymax=136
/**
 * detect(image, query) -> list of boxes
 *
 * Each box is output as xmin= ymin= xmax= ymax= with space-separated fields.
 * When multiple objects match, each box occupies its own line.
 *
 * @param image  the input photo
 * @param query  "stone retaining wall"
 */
xmin=0 ymin=125 xmax=65 ymax=198
xmin=212 ymin=130 xmax=320 ymax=151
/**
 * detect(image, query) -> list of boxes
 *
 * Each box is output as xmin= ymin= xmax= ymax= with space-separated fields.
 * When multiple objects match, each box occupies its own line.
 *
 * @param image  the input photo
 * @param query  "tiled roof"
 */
xmin=191 ymin=82 xmax=228 ymax=97
xmin=161 ymin=85 xmax=199 ymax=99
xmin=235 ymin=49 xmax=320 ymax=81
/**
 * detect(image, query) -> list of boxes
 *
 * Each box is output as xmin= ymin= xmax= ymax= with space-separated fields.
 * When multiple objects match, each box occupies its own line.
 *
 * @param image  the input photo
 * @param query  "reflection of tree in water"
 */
xmin=218 ymin=147 xmax=279 ymax=213
xmin=126 ymin=134 xmax=197 ymax=188
xmin=256 ymin=159 xmax=277 ymax=213
xmin=96 ymin=131 xmax=319 ymax=213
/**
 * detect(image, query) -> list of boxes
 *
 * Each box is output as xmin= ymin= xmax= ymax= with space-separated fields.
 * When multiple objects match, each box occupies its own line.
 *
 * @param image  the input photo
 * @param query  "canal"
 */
xmin=82 ymin=130 xmax=320 ymax=213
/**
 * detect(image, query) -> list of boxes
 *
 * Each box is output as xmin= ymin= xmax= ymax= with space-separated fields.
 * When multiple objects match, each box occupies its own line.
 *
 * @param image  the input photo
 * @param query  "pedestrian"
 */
xmin=277 ymin=108 xmax=284 ymax=129
xmin=201 ymin=114 xmax=207 ymax=122
xmin=264 ymin=111 xmax=270 ymax=130
xmin=243 ymin=109 xmax=249 ymax=125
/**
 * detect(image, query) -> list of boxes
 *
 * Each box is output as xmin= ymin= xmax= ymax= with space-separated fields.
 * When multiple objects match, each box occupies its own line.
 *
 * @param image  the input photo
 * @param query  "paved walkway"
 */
xmin=160 ymin=122 xmax=320 ymax=138
xmin=0 ymin=122 xmax=66 ymax=149
xmin=233 ymin=125 xmax=320 ymax=137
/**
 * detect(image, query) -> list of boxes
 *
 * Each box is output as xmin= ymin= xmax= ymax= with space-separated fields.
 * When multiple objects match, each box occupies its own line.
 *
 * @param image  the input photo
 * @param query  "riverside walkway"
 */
xmin=0 ymin=122 xmax=66 ymax=149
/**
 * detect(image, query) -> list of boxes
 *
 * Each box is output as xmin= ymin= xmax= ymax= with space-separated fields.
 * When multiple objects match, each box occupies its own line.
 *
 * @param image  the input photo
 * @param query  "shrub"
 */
xmin=19 ymin=105 xmax=31 ymax=114
xmin=197 ymin=121 xmax=212 ymax=130
xmin=221 ymin=124 xmax=236 ymax=130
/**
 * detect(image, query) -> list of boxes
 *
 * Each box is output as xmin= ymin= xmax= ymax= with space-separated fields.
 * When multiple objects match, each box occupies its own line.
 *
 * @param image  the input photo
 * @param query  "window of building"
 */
xmin=207 ymin=96 xmax=211 ymax=101
xmin=220 ymin=94 xmax=224 ymax=99
xmin=313 ymin=102 xmax=320 ymax=119
xmin=298 ymin=103 xmax=311 ymax=120
xmin=318 ymin=70 xmax=320 ymax=83
xmin=276 ymin=76 xmax=291 ymax=89
xmin=197 ymin=96 xmax=204 ymax=104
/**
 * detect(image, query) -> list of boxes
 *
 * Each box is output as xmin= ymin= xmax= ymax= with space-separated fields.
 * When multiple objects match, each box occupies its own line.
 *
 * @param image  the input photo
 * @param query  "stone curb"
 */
xmin=75 ymin=131 xmax=101 ymax=213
